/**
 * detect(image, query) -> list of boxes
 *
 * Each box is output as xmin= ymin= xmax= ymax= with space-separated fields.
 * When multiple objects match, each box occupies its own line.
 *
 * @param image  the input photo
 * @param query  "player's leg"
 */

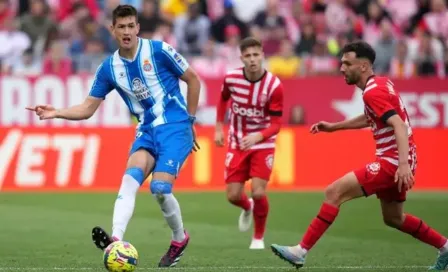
xmin=248 ymin=149 xmax=274 ymax=249
xmin=92 ymin=132 xmax=155 ymax=250
xmin=249 ymin=177 xmax=268 ymax=249
xmin=151 ymin=121 xmax=194 ymax=267
xmin=225 ymin=150 xmax=253 ymax=232
xmin=271 ymin=171 xmax=365 ymax=268
xmin=379 ymin=197 xmax=448 ymax=270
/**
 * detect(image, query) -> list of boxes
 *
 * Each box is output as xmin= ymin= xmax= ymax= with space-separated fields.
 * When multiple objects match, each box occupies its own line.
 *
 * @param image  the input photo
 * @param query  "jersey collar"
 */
xmin=118 ymin=38 xmax=142 ymax=63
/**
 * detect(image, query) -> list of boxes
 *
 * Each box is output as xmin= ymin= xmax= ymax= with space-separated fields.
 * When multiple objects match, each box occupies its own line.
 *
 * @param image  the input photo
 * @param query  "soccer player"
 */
xmin=270 ymin=41 xmax=448 ymax=270
xmin=214 ymin=37 xmax=284 ymax=250
xmin=26 ymin=5 xmax=201 ymax=268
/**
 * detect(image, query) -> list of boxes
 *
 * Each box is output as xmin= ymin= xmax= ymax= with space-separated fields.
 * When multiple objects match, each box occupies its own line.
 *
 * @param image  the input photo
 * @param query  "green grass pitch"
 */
xmin=0 ymin=192 xmax=447 ymax=272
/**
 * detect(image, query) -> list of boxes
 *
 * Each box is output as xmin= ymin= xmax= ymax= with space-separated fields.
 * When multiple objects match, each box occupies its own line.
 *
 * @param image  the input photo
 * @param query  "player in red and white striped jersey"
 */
xmin=214 ymin=37 xmax=284 ymax=250
xmin=271 ymin=41 xmax=448 ymax=270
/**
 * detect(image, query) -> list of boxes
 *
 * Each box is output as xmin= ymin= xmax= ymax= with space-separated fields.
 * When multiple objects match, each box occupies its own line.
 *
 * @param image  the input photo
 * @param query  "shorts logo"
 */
xmin=367 ymin=162 xmax=381 ymax=175
xmin=265 ymin=154 xmax=274 ymax=170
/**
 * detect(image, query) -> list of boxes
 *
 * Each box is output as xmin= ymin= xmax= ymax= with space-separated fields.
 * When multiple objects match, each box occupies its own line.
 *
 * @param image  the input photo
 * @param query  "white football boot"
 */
xmin=249 ymin=238 xmax=265 ymax=250
xmin=238 ymin=198 xmax=254 ymax=232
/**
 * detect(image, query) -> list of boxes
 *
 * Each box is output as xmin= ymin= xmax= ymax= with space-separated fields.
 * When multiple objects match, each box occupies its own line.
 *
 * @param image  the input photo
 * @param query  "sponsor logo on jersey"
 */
xmin=231 ymin=103 xmax=264 ymax=117
xmin=132 ymin=78 xmax=150 ymax=100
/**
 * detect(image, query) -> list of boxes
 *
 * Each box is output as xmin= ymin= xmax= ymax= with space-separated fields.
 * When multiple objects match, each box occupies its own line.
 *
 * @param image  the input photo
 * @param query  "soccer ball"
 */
xmin=103 ymin=241 xmax=139 ymax=272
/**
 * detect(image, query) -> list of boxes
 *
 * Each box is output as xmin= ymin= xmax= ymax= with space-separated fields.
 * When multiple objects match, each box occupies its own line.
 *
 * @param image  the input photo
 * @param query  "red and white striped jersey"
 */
xmin=362 ymin=76 xmax=417 ymax=167
xmin=221 ymin=68 xmax=284 ymax=150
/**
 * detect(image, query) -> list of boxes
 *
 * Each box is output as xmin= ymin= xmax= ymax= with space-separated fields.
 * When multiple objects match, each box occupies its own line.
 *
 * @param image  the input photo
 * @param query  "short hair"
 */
xmin=112 ymin=5 xmax=138 ymax=25
xmin=341 ymin=41 xmax=376 ymax=64
xmin=239 ymin=37 xmax=263 ymax=53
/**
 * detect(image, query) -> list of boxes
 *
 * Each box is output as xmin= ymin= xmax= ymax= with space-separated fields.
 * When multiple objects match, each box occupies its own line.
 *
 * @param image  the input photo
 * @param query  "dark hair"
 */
xmin=112 ymin=5 xmax=138 ymax=25
xmin=341 ymin=41 xmax=376 ymax=64
xmin=239 ymin=37 xmax=263 ymax=53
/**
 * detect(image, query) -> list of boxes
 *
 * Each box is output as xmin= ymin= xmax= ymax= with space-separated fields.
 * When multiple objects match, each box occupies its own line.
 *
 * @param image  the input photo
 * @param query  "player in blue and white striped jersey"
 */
xmin=26 ymin=5 xmax=201 ymax=268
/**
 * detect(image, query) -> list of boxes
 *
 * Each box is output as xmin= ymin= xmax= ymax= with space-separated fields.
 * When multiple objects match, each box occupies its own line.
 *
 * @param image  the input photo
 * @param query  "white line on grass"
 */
xmin=0 ymin=265 xmax=429 ymax=270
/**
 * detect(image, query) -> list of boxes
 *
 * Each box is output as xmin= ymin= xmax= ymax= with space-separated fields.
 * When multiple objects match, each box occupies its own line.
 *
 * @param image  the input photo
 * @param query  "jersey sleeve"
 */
xmin=268 ymin=81 xmax=284 ymax=116
xmin=88 ymin=62 xmax=114 ymax=99
xmin=216 ymin=77 xmax=231 ymax=122
xmin=363 ymin=89 xmax=396 ymax=123
xmin=160 ymin=42 xmax=189 ymax=77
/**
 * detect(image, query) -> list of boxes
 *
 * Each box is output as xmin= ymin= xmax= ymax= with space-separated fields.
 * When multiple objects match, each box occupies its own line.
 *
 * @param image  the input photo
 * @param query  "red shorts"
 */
xmin=354 ymin=159 xmax=416 ymax=202
xmin=224 ymin=148 xmax=274 ymax=183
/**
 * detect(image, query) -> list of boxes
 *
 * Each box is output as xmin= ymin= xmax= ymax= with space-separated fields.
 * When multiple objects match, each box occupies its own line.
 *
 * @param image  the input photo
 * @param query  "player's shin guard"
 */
xmin=299 ymin=202 xmax=340 ymax=251
xmin=151 ymin=180 xmax=186 ymax=243
xmin=253 ymin=195 xmax=269 ymax=239
xmin=229 ymin=192 xmax=252 ymax=211
xmin=399 ymin=214 xmax=447 ymax=249
xmin=112 ymin=168 xmax=144 ymax=240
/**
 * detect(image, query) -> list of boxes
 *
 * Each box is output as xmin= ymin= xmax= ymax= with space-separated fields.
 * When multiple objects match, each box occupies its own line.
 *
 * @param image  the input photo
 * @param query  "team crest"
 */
xmin=366 ymin=162 xmax=381 ymax=175
xmin=143 ymin=59 xmax=152 ymax=72
xmin=265 ymin=154 xmax=274 ymax=170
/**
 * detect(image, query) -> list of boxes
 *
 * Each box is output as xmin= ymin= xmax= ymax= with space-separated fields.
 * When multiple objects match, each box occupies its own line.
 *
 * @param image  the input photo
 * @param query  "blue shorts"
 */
xmin=130 ymin=120 xmax=193 ymax=177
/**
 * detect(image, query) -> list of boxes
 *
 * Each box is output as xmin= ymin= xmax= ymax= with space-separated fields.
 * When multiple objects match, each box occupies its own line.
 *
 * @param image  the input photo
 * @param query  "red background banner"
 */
xmin=0 ymin=127 xmax=445 ymax=192
xmin=1 ymin=75 xmax=447 ymax=127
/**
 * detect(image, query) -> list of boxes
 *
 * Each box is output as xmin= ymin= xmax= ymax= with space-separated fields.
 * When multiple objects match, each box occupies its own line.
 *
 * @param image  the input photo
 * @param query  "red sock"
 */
xmin=300 ymin=202 xmax=339 ymax=250
xmin=229 ymin=192 xmax=251 ymax=211
xmin=253 ymin=196 xmax=269 ymax=239
xmin=400 ymin=214 xmax=447 ymax=249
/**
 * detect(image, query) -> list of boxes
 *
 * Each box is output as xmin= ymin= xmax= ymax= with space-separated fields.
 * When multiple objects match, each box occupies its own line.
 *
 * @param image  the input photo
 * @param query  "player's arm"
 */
xmin=55 ymin=96 xmax=103 ymax=120
xmin=56 ymin=63 xmax=114 ymax=120
xmin=332 ymin=114 xmax=369 ymax=131
xmin=26 ymin=63 xmax=112 ymax=120
xmin=161 ymin=42 xmax=200 ymax=117
xmin=180 ymin=68 xmax=201 ymax=117
xmin=258 ymin=83 xmax=284 ymax=140
xmin=214 ymin=80 xmax=231 ymax=146
xmin=241 ymin=82 xmax=284 ymax=150
xmin=386 ymin=114 xmax=409 ymax=166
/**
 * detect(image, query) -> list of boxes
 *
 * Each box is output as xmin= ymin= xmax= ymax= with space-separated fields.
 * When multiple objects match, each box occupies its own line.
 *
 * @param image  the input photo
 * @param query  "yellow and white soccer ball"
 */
xmin=103 ymin=241 xmax=139 ymax=272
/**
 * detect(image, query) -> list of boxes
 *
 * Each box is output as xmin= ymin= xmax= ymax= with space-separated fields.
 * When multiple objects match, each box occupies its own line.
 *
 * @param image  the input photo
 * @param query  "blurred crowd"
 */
xmin=0 ymin=0 xmax=448 ymax=79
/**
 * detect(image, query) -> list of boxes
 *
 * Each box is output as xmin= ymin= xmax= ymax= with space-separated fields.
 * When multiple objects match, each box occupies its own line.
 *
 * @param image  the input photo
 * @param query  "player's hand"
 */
xmin=191 ymin=125 xmax=200 ymax=152
xmin=310 ymin=121 xmax=336 ymax=134
xmin=395 ymin=163 xmax=414 ymax=192
xmin=214 ymin=127 xmax=225 ymax=147
xmin=26 ymin=105 xmax=57 ymax=120
xmin=241 ymin=133 xmax=263 ymax=151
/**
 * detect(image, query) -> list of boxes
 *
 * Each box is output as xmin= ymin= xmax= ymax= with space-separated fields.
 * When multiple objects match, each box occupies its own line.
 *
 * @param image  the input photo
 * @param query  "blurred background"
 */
xmin=0 ymin=0 xmax=447 ymax=191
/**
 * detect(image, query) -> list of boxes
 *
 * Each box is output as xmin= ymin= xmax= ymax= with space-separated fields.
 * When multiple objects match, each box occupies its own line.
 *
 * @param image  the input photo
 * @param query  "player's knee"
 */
xmin=226 ymin=191 xmax=241 ymax=203
xmin=125 ymin=167 xmax=145 ymax=185
xmin=324 ymin=183 xmax=343 ymax=206
xmin=383 ymin=214 xmax=405 ymax=228
xmin=150 ymin=180 xmax=173 ymax=195
xmin=251 ymin=188 xmax=266 ymax=199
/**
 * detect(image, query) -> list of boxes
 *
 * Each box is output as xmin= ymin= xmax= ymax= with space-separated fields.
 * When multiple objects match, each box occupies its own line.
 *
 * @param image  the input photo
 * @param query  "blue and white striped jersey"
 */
xmin=89 ymin=38 xmax=190 ymax=129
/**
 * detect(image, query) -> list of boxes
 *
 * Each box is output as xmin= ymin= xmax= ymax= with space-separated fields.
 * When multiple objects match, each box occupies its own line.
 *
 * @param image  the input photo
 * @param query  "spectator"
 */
xmin=251 ymin=0 xmax=287 ymax=56
xmin=389 ymin=40 xmax=417 ymax=78
xmin=211 ymin=0 xmax=249 ymax=43
xmin=267 ymin=39 xmax=301 ymax=78
xmin=421 ymin=0 xmax=448 ymax=45
xmin=362 ymin=0 xmax=395 ymax=47
xmin=11 ymin=47 xmax=41 ymax=76
xmin=43 ymin=40 xmax=73 ymax=77
xmin=173 ymin=1 xmax=210 ymax=56
xmin=0 ymin=18 xmax=31 ymax=73
xmin=0 ymin=0 xmax=13 ymax=29
xmin=304 ymin=40 xmax=339 ymax=76
xmin=295 ymin=23 xmax=316 ymax=56
xmin=374 ymin=20 xmax=396 ymax=75
xmin=325 ymin=0 xmax=356 ymax=36
xmin=190 ymin=39 xmax=227 ymax=78
xmin=76 ymin=38 xmax=107 ymax=73
xmin=152 ymin=21 xmax=177 ymax=46
xmin=18 ymin=0 xmax=58 ymax=54
xmin=216 ymin=24 xmax=242 ymax=71
xmin=138 ymin=0 xmax=163 ymax=36
xmin=445 ymin=46 xmax=448 ymax=74
xmin=415 ymin=31 xmax=445 ymax=77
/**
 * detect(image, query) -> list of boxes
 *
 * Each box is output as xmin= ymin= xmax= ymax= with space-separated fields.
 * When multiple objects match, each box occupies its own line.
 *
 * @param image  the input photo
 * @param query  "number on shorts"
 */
xmin=225 ymin=152 xmax=234 ymax=167
xmin=136 ymin=131 xmax=143 ymax=138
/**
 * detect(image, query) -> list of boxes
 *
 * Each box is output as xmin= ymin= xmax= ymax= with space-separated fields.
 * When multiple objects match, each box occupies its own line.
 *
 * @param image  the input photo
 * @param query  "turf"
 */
xmin=0 ymin=192 xmax=447 ymax=272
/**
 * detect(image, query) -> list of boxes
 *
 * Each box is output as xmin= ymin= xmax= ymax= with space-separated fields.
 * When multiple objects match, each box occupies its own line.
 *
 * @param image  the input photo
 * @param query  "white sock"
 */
xmin=153 ymin=193 xmax=186 ymax=242
xmin=112 ymin=174 xmax=140 ymax=240
xmin=291 ymin=245 xmax=308 ymax=256
xmin=440 ymin=240 xmax=448 ymax=254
